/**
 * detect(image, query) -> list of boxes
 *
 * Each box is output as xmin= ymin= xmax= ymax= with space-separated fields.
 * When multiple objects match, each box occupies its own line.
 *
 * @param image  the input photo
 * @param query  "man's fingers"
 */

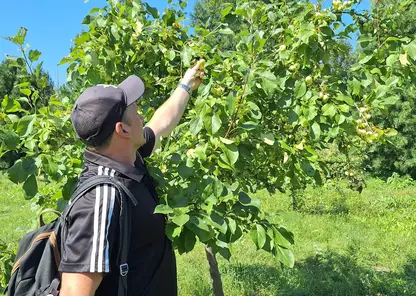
xmin=192 ymin=60 xmax=202 ymax=71
xmin=192 ymin=59 xmax=206 ymax=71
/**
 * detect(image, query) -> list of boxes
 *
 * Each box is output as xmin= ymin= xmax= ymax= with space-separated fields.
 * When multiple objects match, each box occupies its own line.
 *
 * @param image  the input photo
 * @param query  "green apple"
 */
xmin=305 ymin=76 xmax=313 ymax=86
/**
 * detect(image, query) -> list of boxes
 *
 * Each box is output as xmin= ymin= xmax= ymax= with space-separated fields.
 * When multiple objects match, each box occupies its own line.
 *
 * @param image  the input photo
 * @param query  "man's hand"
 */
xmin=181 ymin=60 xmax=205 ymax=90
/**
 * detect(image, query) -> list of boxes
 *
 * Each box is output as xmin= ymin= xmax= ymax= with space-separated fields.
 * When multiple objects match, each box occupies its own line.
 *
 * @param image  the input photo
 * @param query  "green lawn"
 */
xmin=1 ymin=173 xmax=415 ymax=295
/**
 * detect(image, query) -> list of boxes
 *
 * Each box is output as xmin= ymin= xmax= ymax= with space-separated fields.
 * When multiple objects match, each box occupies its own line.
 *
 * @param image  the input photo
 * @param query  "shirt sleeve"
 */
xmin=138 ymin=126 xmax=156 ymax=158
xmin=59 ymin=184 xmax=121 ymax=274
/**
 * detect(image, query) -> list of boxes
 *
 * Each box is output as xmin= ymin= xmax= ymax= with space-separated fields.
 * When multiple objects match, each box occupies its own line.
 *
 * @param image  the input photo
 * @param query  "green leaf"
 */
xmin=154 ymin=204 xmax=174 ymax=214
xmin=359 ymin=55 xmax=373 ymax=64
xmin=221 ymin=4 xmax=234 ymax=17
xmin=20 ymin=88 xmax=31 ymax=97
xmin=29 ymin=50 xmax=41 ymax=63
xmin=189 ymin=116 xmax=203 ymax=136
xmin=276 ymin=246 xmax=294 ymax=267
xmin=261 ymin=133 xmax=275 ymax=145
xmin=173 ymin=214 xmax=190 ymax=227
xmin=238 ymin=192 xmax=260 ymax=208
xmin=75 ymin=32 xmax=90 ymax=45
xmin=188 ymin=217 xmax=215 ymax=242
xmin=240 ymin=121 xmax=258 ymax=130
xmin=42 ymin=155 xmax=59 ymax=177
xmin=251 ymin=224 xmax=266 ymax=249
xmin=220 ymin=144 xmax=239 ymax=166
xmin=218 ymin=159 xmax=232 ymax=170
xmin=218 ymin=246 xmax=231 ymax=261
xmin=1 ymin=95 xmax=22 ymax=113
xmin=209 ymin=212 xmax=227 ymax=234
xmin=219 ymin=28 xmax=234 ymax=35
xmin=227 ymin=218 xmax=237 ymax=234
xmin=336 ymin=94 xmax=354 ymax=106
xmin=386 ymin=54 xmax=398 ymax=67
xmin=212 ymin=114 xmax=222 ymax=134
xmin=352 ymin=78 xmax=361 ymax=95
xmin=257 ymin=224 xmax=267 ymax=249
xmin=294 ymin=81 xmax=307 ymax=98
xmin=399 ymin=53 xmax=410 ymax=66
xmin=258 ymin=70 xmax=276 ymax=81
xmin=301 ymin=160 xmax=315 ymax=177
xmin=23 ymin=174 xmax=38 ymax=198
xmin=312 ymin=122 xmax=321 ymax=140
xmin=320 ymin=26 xmax=334 ymax=37
xmin=273 ymin=227 xmax=291 ymax=248
xmin=110 ymin=24 xmax=120 ymax=40
xmin=7 ymin=160 xmax=29 ymax=184
xmin=384 ymin=128 xmax=398 ymax=137
xmin=220 ymin=137 xmax=235 ymax=144
xmin=22 ymin=157 xmax=37 ymax=175
xmin=184 ymin=230 xmax=196 ymax=252
xmin=181 ymin=46 xmax=193 ymax=67
xmin=404 ymin=40 xmax=416 ymax=61
xmin=7 ymin=114 xmax=19 ymax=123
xmin=386 ymin=76 xmax=399 ymax=87
xmin=178 ymin=162 xmax=193 ymax=178
xmin=166 ymin=49 xmax=175 ymax=61
xmin=16 ymin=115 xmax=36 ymax=137
xmin=63 ymin=177 xmax=78 ymax=200
xmin=322 ymin=103 xmax=336 ymax=117
xmin=382 ymin=95 xmax=400 ymax=106
xmin=0 ymin=129 xmax=19 ymax=150
xmin=299 ymin=23 xmax=315 ymax=42
xmin=339 ymin=104 xmax=350 ymax=112
xmin=213 ymin=178 xmax=223 ymax=197
xmin=337 ymin=114 xmax=346 ymax=124
xmin=145 ymin=3 xmax=160 ymax=18
xmin=166 ymin=224 xmax=182 ymax=240
xmin=226 ymin=92 xmax=236 ymax=115
xmin=96 ymin=18 xmax=106 ymax=27
xmin=12 ymin=27 xmax=27 ymax=45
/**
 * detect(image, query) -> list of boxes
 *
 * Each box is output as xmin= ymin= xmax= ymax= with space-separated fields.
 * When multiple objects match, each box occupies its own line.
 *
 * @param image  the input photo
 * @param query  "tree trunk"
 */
xmin=205 ymin=246 xmax=224 ymax=296
xmin=291 ymin=190 xmax=297 ymax=211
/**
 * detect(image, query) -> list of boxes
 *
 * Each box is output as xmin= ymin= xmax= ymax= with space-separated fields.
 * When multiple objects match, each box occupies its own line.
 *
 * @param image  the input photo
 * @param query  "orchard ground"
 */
xmin=1 ymin=173 xmax=415 ymax=296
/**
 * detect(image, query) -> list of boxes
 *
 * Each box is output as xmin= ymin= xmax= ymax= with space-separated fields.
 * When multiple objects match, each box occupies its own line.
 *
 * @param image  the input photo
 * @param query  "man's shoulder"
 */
xmin=69 ymin=170 xmax=123 ymax=213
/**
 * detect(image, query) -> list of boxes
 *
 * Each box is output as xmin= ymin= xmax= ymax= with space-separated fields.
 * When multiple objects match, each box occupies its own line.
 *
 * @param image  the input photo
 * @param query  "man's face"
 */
xmin=124 ymin=104 xmax=145 ymax=149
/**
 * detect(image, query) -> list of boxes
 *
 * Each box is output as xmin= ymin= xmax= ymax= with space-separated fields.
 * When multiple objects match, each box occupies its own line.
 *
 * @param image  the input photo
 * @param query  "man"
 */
xmin=59 ymin=60 xmax=204 ymax=295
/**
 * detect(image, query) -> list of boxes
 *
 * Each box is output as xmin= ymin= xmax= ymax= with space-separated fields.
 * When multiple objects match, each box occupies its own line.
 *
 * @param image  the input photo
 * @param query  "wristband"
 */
xmin=178 ymin=83 xmax=192 ymax=95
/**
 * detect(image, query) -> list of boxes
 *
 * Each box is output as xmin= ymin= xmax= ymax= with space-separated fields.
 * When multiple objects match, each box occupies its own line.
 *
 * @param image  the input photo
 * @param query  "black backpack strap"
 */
xmin=64 ymin=174 xmax=136 ymax=296
xmin=118 ymin=187 xmax=131 ymax=296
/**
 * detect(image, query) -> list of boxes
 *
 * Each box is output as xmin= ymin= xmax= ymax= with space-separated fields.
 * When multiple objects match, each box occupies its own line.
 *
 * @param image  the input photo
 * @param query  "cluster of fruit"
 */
xmin=355 ymin=105 xmax=380 ymax=142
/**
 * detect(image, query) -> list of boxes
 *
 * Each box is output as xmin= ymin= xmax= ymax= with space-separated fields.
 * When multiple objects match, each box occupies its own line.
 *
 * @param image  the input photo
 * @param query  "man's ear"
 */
xmin=115 ymin=122 xmax=130 ymax=138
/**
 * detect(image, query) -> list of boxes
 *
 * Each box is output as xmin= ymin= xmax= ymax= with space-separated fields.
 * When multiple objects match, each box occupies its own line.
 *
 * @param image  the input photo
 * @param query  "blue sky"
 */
xmin=0 ymin=0 xmax=369 ymax=87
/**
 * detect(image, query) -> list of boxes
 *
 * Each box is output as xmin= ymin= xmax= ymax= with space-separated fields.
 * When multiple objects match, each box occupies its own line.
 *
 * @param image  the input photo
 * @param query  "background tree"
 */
xmin=0 ymin=60 xmax=18 ymax=100
xmin=363 ymin=0 xmax=416 ymax=178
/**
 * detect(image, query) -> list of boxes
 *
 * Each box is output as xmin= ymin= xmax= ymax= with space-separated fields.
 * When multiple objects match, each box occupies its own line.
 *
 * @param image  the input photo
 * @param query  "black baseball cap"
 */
xmin=71 ymin=75 xmax=145 ymax=147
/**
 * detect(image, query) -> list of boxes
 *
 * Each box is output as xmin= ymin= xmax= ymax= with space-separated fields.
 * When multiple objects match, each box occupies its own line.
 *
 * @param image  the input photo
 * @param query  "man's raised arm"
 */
xmin=146 ymin=60 xmax=204 ymax=151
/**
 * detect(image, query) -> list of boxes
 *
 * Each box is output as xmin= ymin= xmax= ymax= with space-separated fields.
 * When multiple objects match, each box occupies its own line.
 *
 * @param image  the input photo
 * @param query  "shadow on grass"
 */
xmin=223 ymin=251 xmax=416 ymax=296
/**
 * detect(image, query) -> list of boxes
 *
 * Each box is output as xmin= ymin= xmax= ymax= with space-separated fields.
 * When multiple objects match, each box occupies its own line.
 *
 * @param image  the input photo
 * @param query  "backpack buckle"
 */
xmin=120 ymin=263 xmax=129 ymax=276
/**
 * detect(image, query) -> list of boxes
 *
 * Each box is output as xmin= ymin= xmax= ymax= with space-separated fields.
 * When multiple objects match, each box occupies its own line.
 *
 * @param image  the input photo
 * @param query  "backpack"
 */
xmin=4 ymin=175 xmax=138 ymax=296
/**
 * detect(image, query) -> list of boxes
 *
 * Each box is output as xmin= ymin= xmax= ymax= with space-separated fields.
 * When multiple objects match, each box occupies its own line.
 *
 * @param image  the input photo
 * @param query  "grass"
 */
xmin=1 ymin=173 xmax=416 ymax=295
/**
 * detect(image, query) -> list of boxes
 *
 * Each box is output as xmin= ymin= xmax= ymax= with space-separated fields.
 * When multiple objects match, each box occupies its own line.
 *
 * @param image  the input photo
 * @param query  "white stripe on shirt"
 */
xmin=104 ymin=169 xmax=116 ymax=272
xmin=97 ymin=167 xmax=110 ymax=272
xmin=90 ymin=165 xmax=104 ymax=272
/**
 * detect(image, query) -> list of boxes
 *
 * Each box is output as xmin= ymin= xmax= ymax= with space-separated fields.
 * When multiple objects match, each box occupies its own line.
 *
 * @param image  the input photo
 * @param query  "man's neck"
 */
xmin=97 ymin=146 xmax=137 ymax=167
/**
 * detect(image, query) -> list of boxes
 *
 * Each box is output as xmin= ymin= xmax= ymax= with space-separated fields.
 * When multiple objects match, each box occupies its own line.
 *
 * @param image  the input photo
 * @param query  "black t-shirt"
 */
xmin=59 ymin=127 xmax=177 ymax=295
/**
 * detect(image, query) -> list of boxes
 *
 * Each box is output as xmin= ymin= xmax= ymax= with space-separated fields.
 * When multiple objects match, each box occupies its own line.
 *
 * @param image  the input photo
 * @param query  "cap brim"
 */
xmin=118 ymin=75 xmax=145 ymax=106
